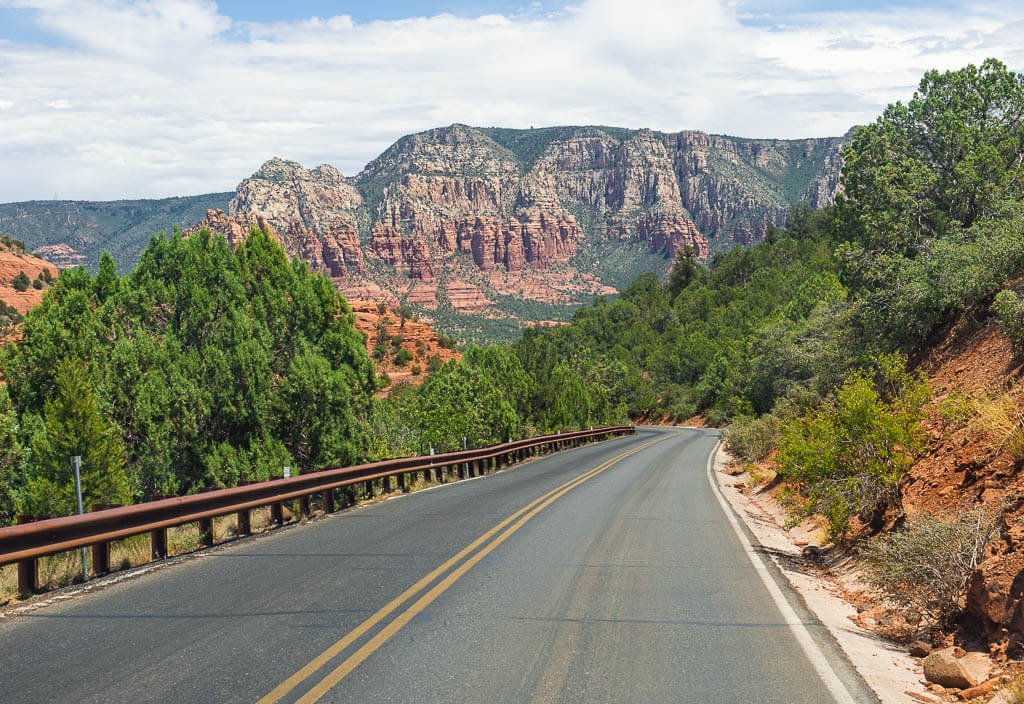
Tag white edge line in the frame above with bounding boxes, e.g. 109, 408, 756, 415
703, 436, 860, 704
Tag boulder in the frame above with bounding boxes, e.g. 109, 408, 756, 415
909, 640, 932, 658
922, 648, 992, 689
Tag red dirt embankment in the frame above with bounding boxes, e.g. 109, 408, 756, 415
348, 300, 461, 389
0, 249, 57, 315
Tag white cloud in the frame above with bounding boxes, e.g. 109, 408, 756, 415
0, 0, 1021, 200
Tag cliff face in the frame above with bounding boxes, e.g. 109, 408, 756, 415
201, 124, 845, 340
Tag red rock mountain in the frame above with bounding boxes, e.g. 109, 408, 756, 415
189, 124, 845, 340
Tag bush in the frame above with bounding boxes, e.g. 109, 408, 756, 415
11, 272, 29, 292
426, 354, 443, 374
777, 355, 929, 539
994, 289, 1024, 352
394, 348, 413, 366
863, 508, 1003, 630
725, 414, 779, 462
410, 365, 421, 376
32, 278, 42, 290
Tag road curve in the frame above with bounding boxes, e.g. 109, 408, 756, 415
0, 426, 877, 703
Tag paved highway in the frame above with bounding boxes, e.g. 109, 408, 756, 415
0, 426, 877, 703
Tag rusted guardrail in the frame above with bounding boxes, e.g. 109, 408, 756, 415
0, 425, 634, 596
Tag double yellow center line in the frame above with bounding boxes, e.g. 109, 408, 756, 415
258, 431, 676, 704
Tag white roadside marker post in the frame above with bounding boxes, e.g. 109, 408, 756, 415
72, 455, 88, 582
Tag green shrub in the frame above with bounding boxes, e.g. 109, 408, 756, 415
994, 289, 1024, 352
410, 365, 421, 376
725, 414, 780, 462
394, 348, 413, 366
863, 508, 1003, 630
777, 355, 929, 539
32, 278, 42, 290
426, 354, 443, 374
11, 272, 29, 292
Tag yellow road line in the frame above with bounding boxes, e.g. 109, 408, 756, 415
259, 431, 675, 704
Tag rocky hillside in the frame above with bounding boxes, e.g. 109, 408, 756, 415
0, 124, 845, 342
0, 237, 58, 338
347, 300, 461, 389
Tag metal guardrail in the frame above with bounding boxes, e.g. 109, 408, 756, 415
0, 425, 635, 596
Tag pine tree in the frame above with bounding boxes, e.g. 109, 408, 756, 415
22, 360, 131, 515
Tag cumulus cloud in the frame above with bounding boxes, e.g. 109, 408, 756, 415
0, 0, 1021, 200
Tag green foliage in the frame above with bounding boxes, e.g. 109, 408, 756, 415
426, 353, 443, 374
11, 271, 30, 292
1, 227, 377, 510
409, 346, 532, 452
0, 386, 25, 526
22, 360, 131, 515
437, 334, 459, 349
840, 58, 1024, 252
776, 356, 929, 538
837, 59, 1024, 349
724, 415, 779, 463
994, 289, 1024, 352
394, 347, 413, 366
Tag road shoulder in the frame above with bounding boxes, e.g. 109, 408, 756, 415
711, 444, 928, 704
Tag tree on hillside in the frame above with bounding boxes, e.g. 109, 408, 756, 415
12, 271, 30, 292
840, 58, 1024, 256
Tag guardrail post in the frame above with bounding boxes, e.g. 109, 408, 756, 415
150, 527, 167, 560
397, 472, 407, 493
199, 517, 214, 546
270, 502, 284, 526
236, 508, 251, 536
299, 493, 311, 518
344, 486, 356, 507
323, 489, 336, 512
92, 541, 110, 575
17, 557, 37, 596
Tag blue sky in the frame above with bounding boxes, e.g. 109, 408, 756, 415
0, 0, 1021, 200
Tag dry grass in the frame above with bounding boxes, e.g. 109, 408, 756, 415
1003, 675, 1024, 704
971, 392, 1024, 460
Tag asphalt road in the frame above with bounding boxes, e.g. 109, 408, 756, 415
0, 426, 878, 703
